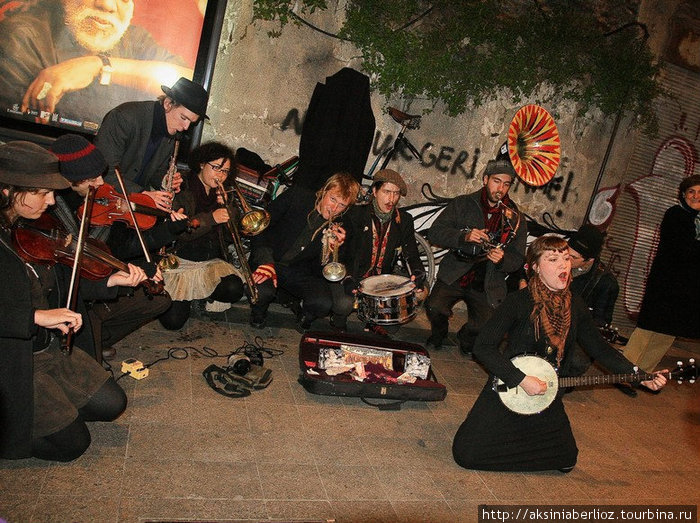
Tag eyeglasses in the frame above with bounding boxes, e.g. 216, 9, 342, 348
207, 162, 231, 176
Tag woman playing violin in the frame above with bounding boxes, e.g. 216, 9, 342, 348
49, 134, 175, 362
0, 141, 148, 461
158, 142, 245, 330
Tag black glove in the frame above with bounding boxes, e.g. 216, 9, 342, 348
131, 259, 159, 279
167, 218, 189, 236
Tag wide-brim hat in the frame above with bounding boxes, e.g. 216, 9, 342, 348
161, 77, 209, 120
50, 134, 107, 182
0, 141, 70, 190
374, 168, 407, 196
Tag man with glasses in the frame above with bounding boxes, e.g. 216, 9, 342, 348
248, 173, 360, 331
95, 77, 209, 212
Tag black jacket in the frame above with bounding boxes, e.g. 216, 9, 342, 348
0, 232, 117, 459
249, 186, 351, 275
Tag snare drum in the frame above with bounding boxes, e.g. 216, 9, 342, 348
357, 274, 417, 325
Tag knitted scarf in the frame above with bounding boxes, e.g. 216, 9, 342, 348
528, 276, 571, 366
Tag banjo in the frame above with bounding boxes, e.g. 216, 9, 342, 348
493, 354, 697, 415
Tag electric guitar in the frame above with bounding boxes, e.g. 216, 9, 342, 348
493, 354, 697, 415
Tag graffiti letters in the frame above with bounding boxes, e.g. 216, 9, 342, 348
280, 108, 304, 134
510, 171, 575, 206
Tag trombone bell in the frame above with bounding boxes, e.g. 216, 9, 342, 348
240, 208, 270, 236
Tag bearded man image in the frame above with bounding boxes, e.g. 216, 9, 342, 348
0, 0, 192, 127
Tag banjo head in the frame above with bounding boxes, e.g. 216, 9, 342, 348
495, 354, 559, 415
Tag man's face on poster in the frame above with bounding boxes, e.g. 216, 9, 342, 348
62, 0, 134, 53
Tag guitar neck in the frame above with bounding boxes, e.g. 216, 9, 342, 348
559, 371, 653, 388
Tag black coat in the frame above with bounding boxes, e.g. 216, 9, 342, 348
0, 233, 116, 459
428, 190, 527, 308
452, 289, 635, 472
249, 186, 351, 275
570, 261, 619, 327
637, 204, 700, 338
294, 68, 375, 191
345, 203, 425, 288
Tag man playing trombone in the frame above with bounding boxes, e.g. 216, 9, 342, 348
425, 156, 527, 354
248, 173, 360, 331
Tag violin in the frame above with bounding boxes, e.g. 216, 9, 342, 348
12, 213, 165, 295
79, 183, 170, 230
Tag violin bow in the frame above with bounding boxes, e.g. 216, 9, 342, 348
62, 185, 97, 354
113, 166, 152, 263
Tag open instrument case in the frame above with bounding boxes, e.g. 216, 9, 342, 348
298, 331, 447, 404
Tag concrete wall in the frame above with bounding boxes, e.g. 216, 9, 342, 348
201, 0, 686, 232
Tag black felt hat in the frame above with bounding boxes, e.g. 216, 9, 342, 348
569, 224, 604, 260
161, 77, 209, 119
0, 141, 70, 190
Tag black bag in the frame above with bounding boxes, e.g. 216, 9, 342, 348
298, 331, 446, 407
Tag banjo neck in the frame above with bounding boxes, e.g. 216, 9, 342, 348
559, 371, 656, 389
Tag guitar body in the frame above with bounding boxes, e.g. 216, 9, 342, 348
494, 355, 559, 415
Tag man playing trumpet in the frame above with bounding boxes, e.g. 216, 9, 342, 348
248, 173, 360, 331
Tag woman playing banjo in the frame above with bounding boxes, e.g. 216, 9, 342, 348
452, 235, 667, 473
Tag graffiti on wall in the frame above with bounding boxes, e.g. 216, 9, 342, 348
280, 108, 579, 211
621, 136, 697, 317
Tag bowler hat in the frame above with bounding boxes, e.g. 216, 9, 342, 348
374, 169, 407, 196
161, 77, 209, 120
568, 224, 604, 260
0, 141, 70, 190
50, 134, 107, 182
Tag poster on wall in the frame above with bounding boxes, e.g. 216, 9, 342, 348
0, 0, 209, 134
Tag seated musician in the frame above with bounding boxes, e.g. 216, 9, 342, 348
49, 134, 180, 361
158, 142, 245, 330
425, 157, 527, 354
95, 77, 209, 212
566, 225, 631, 394
0, 141, 150, 461
249, 173, 360, 331
451, 235, 666, 473
340, 169, 426, 334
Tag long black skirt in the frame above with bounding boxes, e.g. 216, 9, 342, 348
452, 381, 578, 472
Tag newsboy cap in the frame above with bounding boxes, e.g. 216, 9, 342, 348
374, 169, 407, 196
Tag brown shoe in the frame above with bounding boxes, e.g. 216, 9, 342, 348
102, 347, 117, 360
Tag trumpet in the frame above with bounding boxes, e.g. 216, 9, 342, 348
321, 220, 346, 282
215, 178, 267, 303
